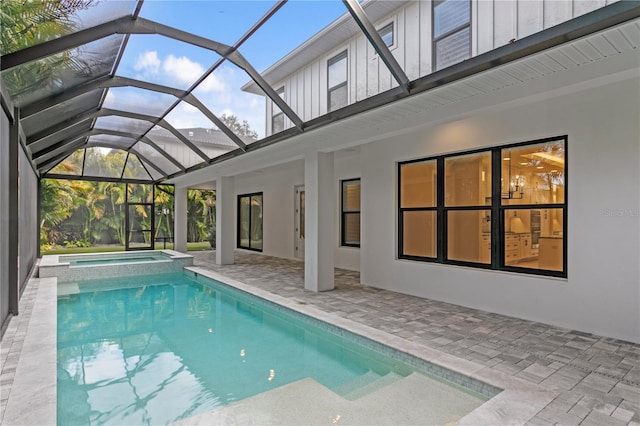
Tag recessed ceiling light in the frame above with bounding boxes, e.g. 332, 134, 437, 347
503, 157, 510, 161
536, 166, 544, 169
520, 162, 528, 166
550, 169, 558, 172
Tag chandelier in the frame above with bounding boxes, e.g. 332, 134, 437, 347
502, 151, 525, 199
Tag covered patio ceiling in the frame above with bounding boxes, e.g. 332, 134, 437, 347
1, 0, 638, 184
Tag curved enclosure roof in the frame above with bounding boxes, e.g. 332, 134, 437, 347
2, 0, 638, 183
0, 0, 376, 183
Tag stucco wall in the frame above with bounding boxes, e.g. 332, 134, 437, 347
231, 153, 361, 271
360, 76, 640, 343
334, 151, 362, 271
233, 161, 304, 261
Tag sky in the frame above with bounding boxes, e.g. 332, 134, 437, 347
97, 0, 350, 139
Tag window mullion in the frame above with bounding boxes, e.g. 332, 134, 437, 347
436, 157, 445, 263
491, 149, 501, 269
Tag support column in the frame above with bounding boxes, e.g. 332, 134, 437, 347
216, 176, 235, 265
8, 108, 19, 314
304, 151, 335, 292
174, 186, 188, 253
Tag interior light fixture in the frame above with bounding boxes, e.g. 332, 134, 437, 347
502, 150, 524, 199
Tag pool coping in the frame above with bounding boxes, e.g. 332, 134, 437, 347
2, 266, 557, 426
39, 250, 193, 283
40, 249, 191, 267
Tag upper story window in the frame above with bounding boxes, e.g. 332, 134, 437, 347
379, 22, 394, 47
272, 86, 285, 134
328, 50, 348, 112
433, 0, 471, 71
399, 137, 567, 278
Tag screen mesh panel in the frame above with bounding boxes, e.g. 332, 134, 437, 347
145, 126, 206, 169
29, 119, 93, 155
2, 34, 124, 107
82, 147, 127, 178
140, 158, 164, 181
103, 86, 177, 117
87, 134, 137, 149
48, 149, 85, 176
0, 1, 136, 54
94, 116, 154, 136
132, 141, 182, 176
21, 90, 104, 137
192, 62, 265, 144
116, 35, 222, 90
123, 154, 152, 180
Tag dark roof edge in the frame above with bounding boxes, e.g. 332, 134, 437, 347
0, 78, 15, 123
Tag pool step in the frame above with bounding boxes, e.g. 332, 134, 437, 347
176, 373, 486, 426
337, 371, 405, 401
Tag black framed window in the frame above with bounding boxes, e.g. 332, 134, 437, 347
237, 192, 263, 252
272, 86, 285, 134
444, 151, 492, 264
500, 140, 566, 274
328, 50, 348, 112
433, 0, 471, 71
399, 160, 438, 259
379, 22, 394, 47
341, 179, 361, 247
398, 136, 567, 278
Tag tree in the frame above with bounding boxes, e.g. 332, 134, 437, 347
1, 0, 95, 94
40, 179, 74, 245
220, 114, 258, 141
187, 190, 216, 243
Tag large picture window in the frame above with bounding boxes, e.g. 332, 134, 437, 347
328, 50, 348, 112
433, 0, 471, 71
398, 136, 567, 277
341, 179, 361, 247
237, 192, 263, 251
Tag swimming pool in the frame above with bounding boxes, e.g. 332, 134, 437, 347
57, 271, 495, 425
39, 250, 193, 282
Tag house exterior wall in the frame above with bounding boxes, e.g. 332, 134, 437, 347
231, 153, 361, 271
233, 161, 304, 261
265, 0, 619, 136
334, 151, 361, 271
360, 76, 639, 343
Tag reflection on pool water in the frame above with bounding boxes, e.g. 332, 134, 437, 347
57, 272, 488, 425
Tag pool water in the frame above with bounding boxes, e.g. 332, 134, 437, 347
57, 273, 486, 425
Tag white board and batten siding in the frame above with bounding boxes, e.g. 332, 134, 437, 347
265, 0, 619, 136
